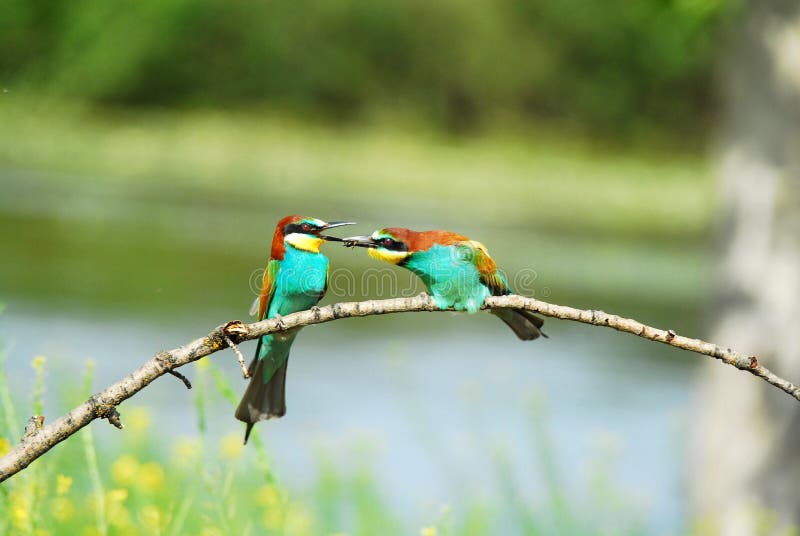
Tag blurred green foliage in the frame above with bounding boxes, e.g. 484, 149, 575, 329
0, 97, 714, 321
0, 0, 734, 136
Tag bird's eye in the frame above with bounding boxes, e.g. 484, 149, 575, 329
302, 223, 312, 232
382, 238, 394, 247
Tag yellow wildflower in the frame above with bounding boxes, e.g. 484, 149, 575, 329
108, 488, 129, 503
111, 455, 140, 486
11, 505, 28, 529
31, 355, 45, 371
284, 503, 312, 536
173, 436, 200, 465
9, 490, 30, 529
219, 433, 244, 459
110, 509, 134, 532
196, 358, 210, 371
126, 407, 151, 433
256, 484, 282, 507
106, 488, 130, 525
138, 505, 166, 531
51, 497, 75, 522
34, 529, 50, 536
0, 437, 10, 456
56, 474, 73, 495
257, 484, 285, 529
138, 462, 165, 492
263, 507, 283, 530
420, 527, 437, 536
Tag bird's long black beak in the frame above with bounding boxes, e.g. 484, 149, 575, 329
318, 221, 356, 241
339, 235, 377, 248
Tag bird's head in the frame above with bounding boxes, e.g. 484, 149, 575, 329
271, 215, 355, 258
341, 228, 412, 264
343, 227, 472, 264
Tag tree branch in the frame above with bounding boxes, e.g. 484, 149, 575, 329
1, 293, 798, 482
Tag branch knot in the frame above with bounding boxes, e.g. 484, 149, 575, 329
90, 397, 124, 429
155, 350, 172, 366
223, 320, 248, 341
22, 415, 45, 441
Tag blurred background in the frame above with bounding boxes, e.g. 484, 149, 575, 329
2, 0, 799, 534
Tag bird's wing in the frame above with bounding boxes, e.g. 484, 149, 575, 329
459, 240, 511, 296
249, 259, 281, 320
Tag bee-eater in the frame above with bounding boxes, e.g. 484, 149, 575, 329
342, 228, 546, 340
236, 215, 355, 442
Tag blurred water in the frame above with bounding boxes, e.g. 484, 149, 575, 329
1, 300, 697, 533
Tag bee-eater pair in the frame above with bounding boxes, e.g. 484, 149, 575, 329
236, 215, 545, 442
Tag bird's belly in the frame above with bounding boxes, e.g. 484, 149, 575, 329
411, 254, 489, 313
428, 277, 489, 313
273, 292, 323, 315
265, 277, 325, 343
270, 260, 328, 317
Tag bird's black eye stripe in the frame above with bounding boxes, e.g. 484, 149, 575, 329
284, 222, 318, 235
379, 237, 408, 251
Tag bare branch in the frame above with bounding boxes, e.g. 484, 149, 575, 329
1, 293, 797, 482
167, 370, 193, 389
224, 320, 250, 379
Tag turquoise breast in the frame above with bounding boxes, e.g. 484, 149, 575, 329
269, 245, 329, 317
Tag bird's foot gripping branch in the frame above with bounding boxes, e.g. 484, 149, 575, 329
2, 293, 799, 482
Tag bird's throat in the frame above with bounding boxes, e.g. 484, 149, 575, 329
284, 233, 324, 253
368, 247, 409, 264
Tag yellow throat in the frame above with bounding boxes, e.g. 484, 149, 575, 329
285, 233, 324, 253
368, 247, 409, 264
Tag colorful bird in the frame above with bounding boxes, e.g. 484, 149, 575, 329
342, 228, 546, 340
236, 215, 355, 442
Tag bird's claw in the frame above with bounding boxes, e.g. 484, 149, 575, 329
273, 313, 286, 330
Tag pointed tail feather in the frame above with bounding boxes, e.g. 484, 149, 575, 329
235, 357, 289, 444
244, 422, 256, 444
491, 308, 547, 340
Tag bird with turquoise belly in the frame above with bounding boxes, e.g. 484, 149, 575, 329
342, 227, 546, 340
235, 215, 355, 443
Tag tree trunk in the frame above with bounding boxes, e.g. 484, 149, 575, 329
693, 1, 800, 533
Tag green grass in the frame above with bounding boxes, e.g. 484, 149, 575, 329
0, 350, 655, 535
5, 353, 795, 535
